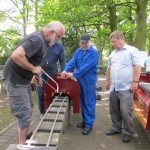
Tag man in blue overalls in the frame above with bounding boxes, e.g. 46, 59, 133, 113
61, 34, 99, 135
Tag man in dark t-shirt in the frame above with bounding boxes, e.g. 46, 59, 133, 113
2, 21, 65, 144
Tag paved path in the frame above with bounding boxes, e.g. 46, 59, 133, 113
0, 75, 150, 150
58, 76, 150, 150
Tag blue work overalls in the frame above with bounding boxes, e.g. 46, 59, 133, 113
65, 45, 99, 128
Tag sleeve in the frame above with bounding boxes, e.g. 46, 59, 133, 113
107, 55, 111, 68
144, 58, 147, 66
131, 48, 141, 65
59, 45, 66, 72
73, 51, 99, 78
21, 36, 42, 59
64, 50, 79, 72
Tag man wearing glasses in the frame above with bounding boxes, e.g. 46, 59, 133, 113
2, 21, 65, 144
105, 30, 141, 143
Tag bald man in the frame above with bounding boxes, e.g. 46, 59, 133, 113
2, 21, 65, 144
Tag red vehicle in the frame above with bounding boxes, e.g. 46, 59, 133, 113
134, 72, 150, 130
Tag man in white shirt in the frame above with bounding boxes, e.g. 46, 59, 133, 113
105, 30, 141, 143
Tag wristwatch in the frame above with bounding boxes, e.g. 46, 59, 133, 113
133, 80, 139, 83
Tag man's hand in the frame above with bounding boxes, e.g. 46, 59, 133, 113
31, 66, 43, 75
67, 72, 74, 78
32, 75, 43, 87
105, 80, 110, 91
61, 71, 68, 79
130, 82, 138, 91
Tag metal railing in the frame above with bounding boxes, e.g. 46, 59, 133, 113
25, 95, 69, 149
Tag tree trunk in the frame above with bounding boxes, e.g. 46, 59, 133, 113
34, 0, 39, 30
135, 0, 148, 51
22, 0, 27, 37
108, 2, 117, 32
126, 8, 134, 45
107, 1, 117, 54
96, 26, 103, 65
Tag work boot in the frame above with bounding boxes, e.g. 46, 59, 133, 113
122, 134, 132, 143
106, 129, 121, 136
82, 127, 92, 135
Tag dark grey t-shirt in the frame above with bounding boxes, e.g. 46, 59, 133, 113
2, 31, 49, 84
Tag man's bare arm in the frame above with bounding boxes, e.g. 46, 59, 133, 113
12, 46, 42, 74
105, 68, 111, 90
130, 64, 141, 91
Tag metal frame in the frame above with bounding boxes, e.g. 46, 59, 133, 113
42, 70, 59, 93
27, 95, 60, 146
46, 96, 68, 147
26, 95, 68, 147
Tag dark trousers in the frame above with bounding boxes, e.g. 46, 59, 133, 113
109, 90, 134, 135
37, 85, 45, 115
37, 70, 57, 115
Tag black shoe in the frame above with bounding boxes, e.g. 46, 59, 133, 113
106, 129, 121, 136
82, 127, 92, 135
26, 132, 33, 139
77, 122, 85, 128
122, 134, 132, 143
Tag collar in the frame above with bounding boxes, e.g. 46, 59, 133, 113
81, 45, 93, 52
48, 42, 60, 48
115, 43, 128, 52
122, 43, 128, 49
41, 30, 49, 45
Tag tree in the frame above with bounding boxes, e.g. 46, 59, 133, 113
0, 0, 41, 64
0, 0, 150, 64
135, 0, 149, 51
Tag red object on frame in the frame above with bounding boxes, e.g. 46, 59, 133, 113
44, 74, 80, 113
134, 72, 150, 130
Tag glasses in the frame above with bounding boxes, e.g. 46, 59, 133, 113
53, 30, 62, 40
